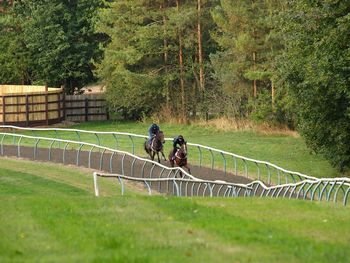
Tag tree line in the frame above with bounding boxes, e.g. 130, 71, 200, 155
0, 0, 349, 171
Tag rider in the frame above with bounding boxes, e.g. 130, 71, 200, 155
148, 123, 160, 143
172, 135, 186, 160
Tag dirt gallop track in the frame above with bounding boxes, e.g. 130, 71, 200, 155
1, 145, 253, 196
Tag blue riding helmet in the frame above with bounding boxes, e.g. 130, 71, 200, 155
148, 123, 160, 139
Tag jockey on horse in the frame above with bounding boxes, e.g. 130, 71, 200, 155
171, 135, 186, 160
169, 134, 190, 176
148, 123, 160, 143
145, 123, 166, 163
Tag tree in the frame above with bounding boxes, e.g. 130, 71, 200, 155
277, 0, 350, 171
0, 0, 30, 84
96, 0, 218, 120
210, 0, 283, 119
95, 0, 166, 118
0, 0, 103, 92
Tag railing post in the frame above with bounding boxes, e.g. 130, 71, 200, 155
93, 172, 99, 197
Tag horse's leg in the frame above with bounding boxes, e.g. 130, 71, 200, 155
151, 151, 155, 161
184, 164, 191, 175
161, 150, 167, 161
157, 152, 160, 163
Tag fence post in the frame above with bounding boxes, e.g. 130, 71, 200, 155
106, 105, 109, 120
61, 85, 66, 121
25, 95, 29, 126
45, 85, 49, 125
2, 96, 5, 125
57, 91, 61, 122
85, 97, 89, 122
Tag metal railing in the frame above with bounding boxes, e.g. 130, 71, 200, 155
94, 172, 350, 205
248, 178, 350, 206
94, 173, 253, 198
0, 125, 318, 185
0, 132, 196, 182
0, 129, 349, 205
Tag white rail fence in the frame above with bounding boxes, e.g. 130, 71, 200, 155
94, 172, 350, 205
0, 126, 349, 205
0, 125, 318, 185
0, 132, 253, 199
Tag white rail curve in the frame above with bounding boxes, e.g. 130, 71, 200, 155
0, 125, 349, 205
93, 172, 350, 205
0, 125, 318, 184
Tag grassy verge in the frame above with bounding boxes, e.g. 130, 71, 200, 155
0, 157, 349, 262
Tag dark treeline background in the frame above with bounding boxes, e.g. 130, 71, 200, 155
0, 0, 349, 171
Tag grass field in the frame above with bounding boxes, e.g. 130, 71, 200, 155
1, 157, 350, 262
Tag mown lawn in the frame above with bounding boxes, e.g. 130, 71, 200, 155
0, 158, 349, 262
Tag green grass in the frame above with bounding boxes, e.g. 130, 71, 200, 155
3, 120, 340, 180
73, 121, 340, 179
0, 158, 349, 262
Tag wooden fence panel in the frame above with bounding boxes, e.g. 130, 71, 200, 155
0, 87, 64, 126
0, 85, 107, 126
65, 94, 108, 122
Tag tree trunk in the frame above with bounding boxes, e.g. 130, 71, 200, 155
252, 51, 257, 98
161, 0, 170, 110
252, 0, 257, 98
197, 0, 207, 121
271, 80, 275, 109
197, 0, 204, 93
176, 0, 187, 123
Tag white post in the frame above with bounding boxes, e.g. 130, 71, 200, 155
93, 172, 99, 197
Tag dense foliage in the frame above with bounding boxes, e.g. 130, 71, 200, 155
0, 0, 349, 171
0, 0, 103, 93
277, 0, 350, 171
95, 0, 218, 120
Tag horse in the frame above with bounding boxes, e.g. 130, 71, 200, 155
144, 131, 167, 163
169, 143, 191, 177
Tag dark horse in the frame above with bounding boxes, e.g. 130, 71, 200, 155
144, 131, 166, 163
169, 143, 191, 177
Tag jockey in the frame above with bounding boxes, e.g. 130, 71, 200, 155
148, 123, 160, 141
172, 135, 186, 159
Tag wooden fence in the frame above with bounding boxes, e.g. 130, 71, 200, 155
64, 94, 108, 122
0, 86, 64, 126
0, 85, 108, 126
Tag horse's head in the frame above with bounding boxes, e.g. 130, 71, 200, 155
157, 130, 165, 144
150, 130, 165, 151
176, 143, 187, 160
181, 142, 187, 156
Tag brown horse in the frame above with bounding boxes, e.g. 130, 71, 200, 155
144, 131, 166, 163
169, 143, 191, 177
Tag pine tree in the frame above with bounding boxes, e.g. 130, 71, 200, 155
211, 0, 283, 119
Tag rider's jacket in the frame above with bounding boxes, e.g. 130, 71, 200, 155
148, 123, 160, 139
173, 136, 186, 149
